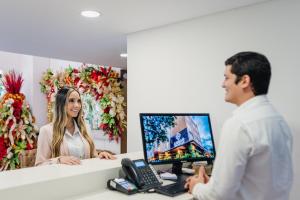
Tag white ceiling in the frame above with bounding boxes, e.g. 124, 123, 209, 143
0, 0, 270, 69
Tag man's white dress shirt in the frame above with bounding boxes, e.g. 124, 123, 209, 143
192, 95, 293, 200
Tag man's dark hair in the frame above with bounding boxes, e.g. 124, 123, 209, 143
225, 51, 271, 95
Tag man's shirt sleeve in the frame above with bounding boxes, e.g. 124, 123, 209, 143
192, 118, 253, 200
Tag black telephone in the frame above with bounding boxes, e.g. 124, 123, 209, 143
121, 158, 162, 191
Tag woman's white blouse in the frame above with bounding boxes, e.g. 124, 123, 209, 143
65, 123, 85, 159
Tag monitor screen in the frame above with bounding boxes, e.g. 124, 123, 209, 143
140, 113, 216, 165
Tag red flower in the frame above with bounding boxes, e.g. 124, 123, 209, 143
26, 142, 33, 150
100, 66, 112, 77
103, 107, 110, 113
104, 81, 109, 87
0, 137, 7, 161
91, 70, 98, 81
12, 99, 23, 121
12, 99, 22, 108
94, 89, 104, 101
100, 123, 108, 130
12, 130, 16, 137
73, 68, 79, 73
2, 71, 23, 94
74, 77, 80, 86
8, 119, 14, 129
108, 133, 113, 141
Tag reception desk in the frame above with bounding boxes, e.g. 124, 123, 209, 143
0, 152, 193, 200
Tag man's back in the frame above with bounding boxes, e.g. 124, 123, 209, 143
228, 95, 293, 200
192, 95, 293, 200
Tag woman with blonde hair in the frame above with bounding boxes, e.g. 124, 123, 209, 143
35, 87, 115, 165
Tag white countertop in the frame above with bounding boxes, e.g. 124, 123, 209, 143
0, 151, 193, 200
0, 151, 142, 190
67, 189, 193, 200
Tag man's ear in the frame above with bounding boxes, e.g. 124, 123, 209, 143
239, 75, 252, 89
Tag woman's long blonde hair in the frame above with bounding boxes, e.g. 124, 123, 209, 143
51, 87, 95, 158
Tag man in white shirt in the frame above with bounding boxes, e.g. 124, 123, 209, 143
185, 52, 293, 200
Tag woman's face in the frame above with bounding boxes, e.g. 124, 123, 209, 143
66, 90, 81, 118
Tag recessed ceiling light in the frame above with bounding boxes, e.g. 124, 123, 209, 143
120, 53, 128, 58
81, 10, 100, 18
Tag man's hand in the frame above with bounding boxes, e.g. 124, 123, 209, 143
98, 151, 117, 160
184, 166, 210, 193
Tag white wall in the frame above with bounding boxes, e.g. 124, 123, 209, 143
127, 0, 300, 199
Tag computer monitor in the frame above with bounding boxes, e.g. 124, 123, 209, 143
140, 113, 216, 174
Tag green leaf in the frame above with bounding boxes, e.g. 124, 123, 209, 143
65, 66, 73, 74
10, 162, 15, 170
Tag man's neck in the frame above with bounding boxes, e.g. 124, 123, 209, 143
236, 93, 255, 106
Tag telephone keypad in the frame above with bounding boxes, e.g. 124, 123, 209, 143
140, 167, 160, 186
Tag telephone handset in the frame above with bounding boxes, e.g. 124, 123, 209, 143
121, 158, 162, 191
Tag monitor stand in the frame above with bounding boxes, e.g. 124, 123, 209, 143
171, 162, 183, 175
207, 160, 213, 166
171, 162, 189, 183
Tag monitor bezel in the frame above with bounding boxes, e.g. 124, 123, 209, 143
139, 113, 216, 165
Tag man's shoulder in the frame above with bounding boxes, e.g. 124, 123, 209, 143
223, 116, 244, 132
236, 102, 281, 125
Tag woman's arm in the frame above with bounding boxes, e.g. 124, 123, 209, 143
35, 125, 81, 165
35, 125, 60, 166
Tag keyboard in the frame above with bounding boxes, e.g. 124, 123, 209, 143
155, 182, 188, 197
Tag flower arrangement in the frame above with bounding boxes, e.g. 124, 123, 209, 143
0, 81, 5, 98
40, 65, 126, 142
0, 71, 38, 170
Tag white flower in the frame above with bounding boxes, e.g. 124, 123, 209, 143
24, 118, 29, 124
109, 93, 115, 100
6, 99, 14, 105
119, 112, 125, 120
6, 152, 13, 159
109, 108, 116, 117
116, 105, 122, 113
50, 93, 56, 102
97, 88, 103, 94
116, 96, 124, 103
111, 101, 115, 108
78, 87, 85, 94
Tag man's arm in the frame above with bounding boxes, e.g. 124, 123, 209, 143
192, 119, 253, 200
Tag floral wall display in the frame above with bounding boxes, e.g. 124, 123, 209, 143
39, 65, 126, 142
0, 83, 4, 98
0, 74, 5, 98
81, 93, 103, 130
0, 71, 38, 170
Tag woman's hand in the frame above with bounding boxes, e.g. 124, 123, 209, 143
98, 151, 117, 160
58, 156, 81, 165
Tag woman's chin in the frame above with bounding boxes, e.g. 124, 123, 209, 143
69, 113, 79, 118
